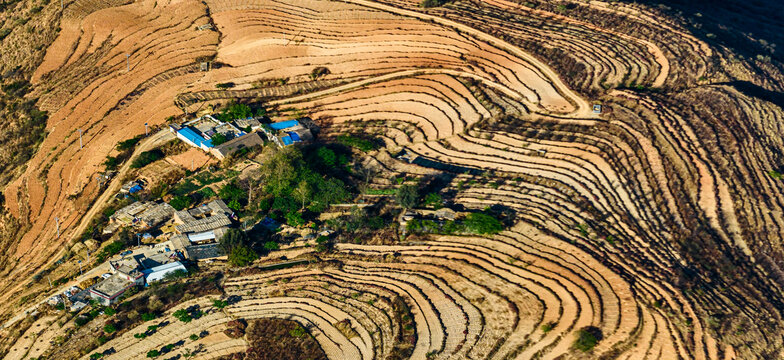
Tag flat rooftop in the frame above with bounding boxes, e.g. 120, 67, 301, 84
91, 273, 133, 297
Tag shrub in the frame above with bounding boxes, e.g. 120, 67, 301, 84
210, 133, 228, 145
169, 195, 193, 211
75, 316, 90, 326
263, 241, 279, 251
310, 66, 330, 79
289, 325, 307, 338
215, 82, 235, 89
228, 245, 258, 267
140, 313, 157, 322
189, 334, 200, 341
335, 135, 377, 152
117, 135, 143, 151
103, 324, 116, 333
573, 326, 603, 352
173, 309, 192, 323
464, 213, 504, 234
134, 333, 147, 339
131, 149, 164, 169
420, 0, 449, 7
423, 192, 442, 208
147, 350, 160, 358
90, 353, 104, 359
541, 321, 555, 333
395, 185, 418, 209
104, 307, 116, 316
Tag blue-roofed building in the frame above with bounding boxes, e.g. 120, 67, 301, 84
176, 127, 214, 150
268, 119, 300, 130
262, 119, 314, 148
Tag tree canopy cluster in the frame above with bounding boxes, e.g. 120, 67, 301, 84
256, 146, 352, 226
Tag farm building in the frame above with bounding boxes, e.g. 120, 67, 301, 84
261, 119, 315, 148
120, 180, 144, 194
233, 117, 262, 131
143, 261, 187, 283
104, 201, 175, 234
171, 124, 214, 150
89, 273, 138, 306
169, 200, 234, 260
211, 132, 263, 159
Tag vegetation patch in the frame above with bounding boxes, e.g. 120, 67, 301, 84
242, 318, 327, 360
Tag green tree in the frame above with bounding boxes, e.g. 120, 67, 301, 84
103, 324, 116, 333
228, 244, 258, 267
263, 241, 279, 251
219, 181, 246, 205
573, 326, 602, 352
227, 199, 242, 212
147, 350, 160, 358
173, 309, 192, 323
219, 228, 248, 253
464, 213, 504, 234
210, 133, 228, 145
261, 147, 303, 196
169, 195, 192, 211
285, 211, 305, 227
316, 147, 337, 168
212, 300, 228, 309
292, 180, 312, 210
395, 184, 418, 209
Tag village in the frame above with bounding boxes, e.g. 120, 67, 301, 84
42, 107, 329, 313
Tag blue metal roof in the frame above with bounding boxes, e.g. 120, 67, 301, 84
287, 131, 301, 142
269, 120, 300, 130
281, 135, 293, 146
178, 127, 213, 148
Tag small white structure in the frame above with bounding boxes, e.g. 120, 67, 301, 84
144, 261, 187, 284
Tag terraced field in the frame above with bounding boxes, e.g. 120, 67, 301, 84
2, 0, 784, 358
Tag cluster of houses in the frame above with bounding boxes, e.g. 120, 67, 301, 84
89, 247, 186, 305
169, 114, 317, 159
103, 199, 235, 261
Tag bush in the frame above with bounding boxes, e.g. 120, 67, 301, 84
169, 195, 193, 211
263, 241, 279, 251
103, 324, 116, 333
310, 66, 330, 79
335, 135, 377, 152
147, 350, 160, 358
420, 0, 449, 7
228, 245, 258, 267
395, 185, 418, 209
464, 213, 504, 234
75, 316, 90, 326
90, 353, 104, 359
173, 309, 192, 323
541, 322, 555, 333
213, 299, 228, 309
423, 192, 442, 208
573, 326, 603, 352
104, 307, 116, 316
189, 334, 200, 341
215, 82, 235, 89
117, 135, 143, 151
140, 313, 157, 322
211, 133, 228, 145
131, 149, 164, 169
